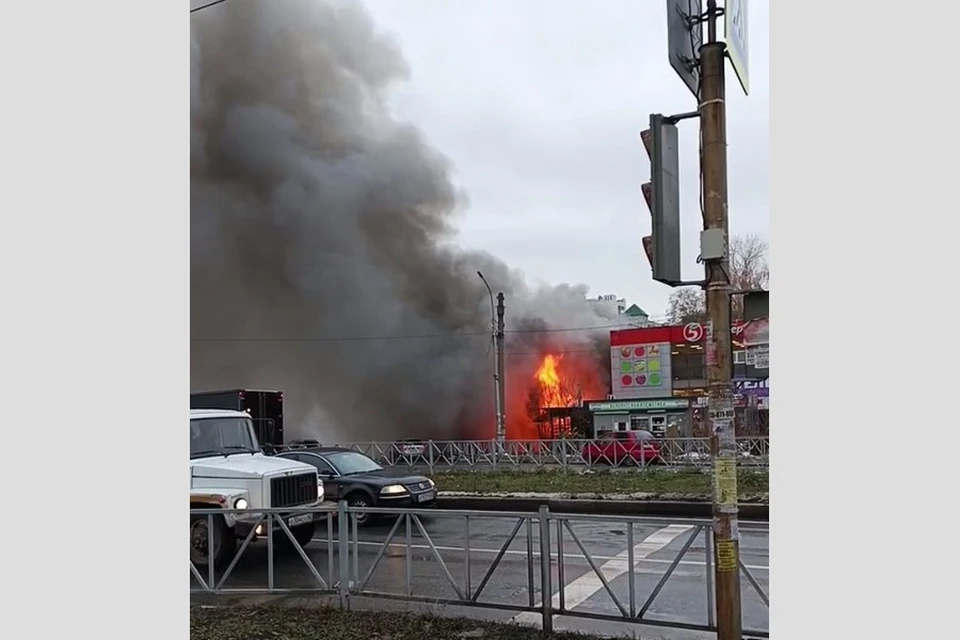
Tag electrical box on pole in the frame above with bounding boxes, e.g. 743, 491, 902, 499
640, 113, 682, 286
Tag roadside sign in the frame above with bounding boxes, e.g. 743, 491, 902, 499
725, 0, 749, 95
666, 0, 703, 98
709, 399, 735, 422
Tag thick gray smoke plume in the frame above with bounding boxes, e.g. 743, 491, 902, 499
191, 0, 616, 441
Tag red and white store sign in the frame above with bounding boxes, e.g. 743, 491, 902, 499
610, 320, 756, 347
682, 323, 704, 342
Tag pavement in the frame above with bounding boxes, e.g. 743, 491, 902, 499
437, 495, 769, 520
191, 512, 769, 639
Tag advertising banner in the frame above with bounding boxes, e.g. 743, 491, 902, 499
609, 342, 673, 399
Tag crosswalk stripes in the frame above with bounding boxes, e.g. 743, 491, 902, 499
511, 524, 695, 626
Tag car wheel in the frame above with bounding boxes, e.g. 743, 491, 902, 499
346, 493, 373, 526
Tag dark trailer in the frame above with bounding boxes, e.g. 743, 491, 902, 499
190, 389, 284, 448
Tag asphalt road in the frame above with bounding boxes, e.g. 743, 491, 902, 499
191, 512, 769, 638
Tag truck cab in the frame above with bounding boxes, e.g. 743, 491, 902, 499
190, 389, 285, 450
189, 409, 324, 568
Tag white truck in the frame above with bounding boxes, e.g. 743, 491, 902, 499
189, 408, 325, 568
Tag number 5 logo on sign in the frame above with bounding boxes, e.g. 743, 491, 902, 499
682, 322, 704, 343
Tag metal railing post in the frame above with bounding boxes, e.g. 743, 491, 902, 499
206, 513, 215, 590
705, 525, 716, 628
428, 440, 435, 474
338, 500, 350, 609
538, 505, 553, 633
266, 512, 274, 591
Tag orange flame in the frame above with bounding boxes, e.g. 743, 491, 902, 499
534, 354, 576, 408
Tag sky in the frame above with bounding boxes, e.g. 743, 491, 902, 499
362, 0, 769, 320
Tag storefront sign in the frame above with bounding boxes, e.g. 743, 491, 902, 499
589, 398, 690, 413
609, 341, 674, 399
742, 387, 768, 397
611, 320, 748, 347
734, 379, 768, 390
683, 322, 704, 342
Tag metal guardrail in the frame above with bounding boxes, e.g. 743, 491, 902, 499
190, 503, 769, 637
309, 437, 769, 471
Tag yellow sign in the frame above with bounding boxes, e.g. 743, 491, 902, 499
713, 458, 738, 506
716, 540, 738, 572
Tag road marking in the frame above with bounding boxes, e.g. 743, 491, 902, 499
511, 524, 694, 625
311, 535, 769, 572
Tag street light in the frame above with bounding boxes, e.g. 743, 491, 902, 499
477, 271, 505, 444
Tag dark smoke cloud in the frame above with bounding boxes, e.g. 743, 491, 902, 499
190, 0, 617, 441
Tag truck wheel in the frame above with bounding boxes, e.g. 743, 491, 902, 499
274, 520, 315, 551
190, 513, 236, 569
292, 522, 315, 548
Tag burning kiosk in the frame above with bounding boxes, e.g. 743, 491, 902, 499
523, 354, 595, 439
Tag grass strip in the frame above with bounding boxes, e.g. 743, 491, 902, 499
191, 605, 606, 640
433, 468, 768, 499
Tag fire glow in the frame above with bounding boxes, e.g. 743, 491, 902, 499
534, 354, 576, 409
498, 345, 609, 441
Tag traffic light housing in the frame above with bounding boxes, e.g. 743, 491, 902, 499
641, 113, 682, 286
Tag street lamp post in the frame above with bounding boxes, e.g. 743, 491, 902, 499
477, 271, 506, 444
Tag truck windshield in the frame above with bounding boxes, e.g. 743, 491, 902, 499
190, 417, 259, 459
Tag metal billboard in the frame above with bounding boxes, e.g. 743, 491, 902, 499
725, 0, 749, 95
666, 0, 703, 98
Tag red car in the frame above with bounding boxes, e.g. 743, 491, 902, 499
582, 430, 662, 466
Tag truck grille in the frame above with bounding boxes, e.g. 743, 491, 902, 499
270, 472, 318, 508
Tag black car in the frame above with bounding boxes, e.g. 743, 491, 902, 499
275, 447, 436, 525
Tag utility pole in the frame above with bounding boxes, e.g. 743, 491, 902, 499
495, 292, 506, 443
477, 271, 506, 446
700, 2, 742, 639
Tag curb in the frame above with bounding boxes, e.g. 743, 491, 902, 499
435, 495, 768, 521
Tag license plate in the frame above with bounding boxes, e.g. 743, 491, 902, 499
417, 491, 434, 503
287, 513, 313, 527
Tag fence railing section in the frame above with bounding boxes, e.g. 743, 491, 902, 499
296, 438, 769, 471
190, 504, 770, 637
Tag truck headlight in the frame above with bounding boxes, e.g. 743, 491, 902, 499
380, 484, 407, 495
234, 498, 248, 510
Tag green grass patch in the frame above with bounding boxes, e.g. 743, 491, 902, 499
433, 468, 768, 499
191, 605, 603, 640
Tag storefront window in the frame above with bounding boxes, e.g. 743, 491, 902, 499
672, 353, 705, 380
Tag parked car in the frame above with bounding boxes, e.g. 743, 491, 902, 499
582, 430, 662, 466
381, 438, 428, 466
285, 438, 323, 451
275, 447, 436, 525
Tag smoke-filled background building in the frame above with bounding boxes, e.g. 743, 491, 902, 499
190, 0, 626, 442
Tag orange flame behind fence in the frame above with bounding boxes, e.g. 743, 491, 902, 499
534, 354, 576, 408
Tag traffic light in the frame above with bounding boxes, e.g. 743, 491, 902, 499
640, 113, 682, 286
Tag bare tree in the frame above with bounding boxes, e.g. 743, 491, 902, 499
729, 234, 769, 286
664, 233, 768, 323
666, 287, 708, 325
